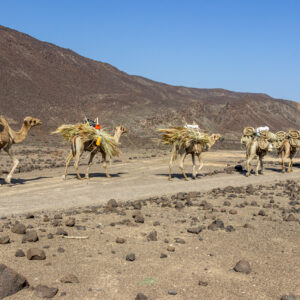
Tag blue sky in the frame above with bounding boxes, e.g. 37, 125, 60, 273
1, 0, 300, 101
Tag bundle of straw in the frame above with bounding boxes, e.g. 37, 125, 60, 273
243, 127, 255, 136
157, 127, 210, 148
287, 130, 300, 139
53, 123, 120, 158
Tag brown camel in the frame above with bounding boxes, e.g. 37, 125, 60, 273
243, 136, 270, 177
0, 116, 41, 184
63, 125, 127, 180
168, 134, 222, 181
277, 139, 298, 173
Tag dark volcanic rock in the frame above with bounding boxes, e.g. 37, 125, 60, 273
15, 249, 25, 257
65, 218, 75, 227
0, 235, 10, 244
11, 223, 26, 234
34, 285, 58, 298
116, 237, 126, 244
233, 260, 251, 274
56, 228, 68, 236
147, 230, 158, 241
208, 220, 224, 231
107, 199, 118, 208
22, 230, 39, 243
134, 215, 145, 223
126, 253, 136, 261
27, 248, 46, 260
187, 226, 204, 234
0, 264, 29, 298
281, 295, 297, 300
60, 274, 79, 283
174, 238, 186, 244
135, 293, 148, 300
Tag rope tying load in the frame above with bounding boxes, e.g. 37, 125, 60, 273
52, 123, 120, 158
157, 127, 210, 149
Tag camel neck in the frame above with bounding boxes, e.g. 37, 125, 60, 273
114, 131, 122, 143
12, 123, 31, 144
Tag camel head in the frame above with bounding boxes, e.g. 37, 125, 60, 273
204, 133, 222, 150
241, 135, 252, 146
23, 116, 42, 128
115, 125, 128, 135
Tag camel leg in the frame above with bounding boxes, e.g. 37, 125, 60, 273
255, 156, 260, 176
63, 151, 74, 180
246, 155, 252, 177
192, 153, 196, 179
259, 155, 264, 175
85, 152, 96, 179
168, 146, 176, 181
179, 153, 188, 181
4, 147, 19, 184
281, 151, 286, 173
197, 154, 204, 172
101, 152, 111, 178
74, 143, 84, 180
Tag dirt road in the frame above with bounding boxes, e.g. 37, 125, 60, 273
1, 151, 299, 217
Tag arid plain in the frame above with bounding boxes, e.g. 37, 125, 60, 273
0, 144, 299, 300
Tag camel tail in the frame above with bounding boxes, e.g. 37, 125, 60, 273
71, 137, 77, 156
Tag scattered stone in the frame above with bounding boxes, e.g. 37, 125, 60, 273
229, 209, 237, 215
147, 230, 157, 241
135, 293, 148, 300
174, 237, 185, 244
11, 223, 26, 234
187, 226, 204, 234
281, 295, 297, 300
0, 264, 29, 299
160, 253, 168, 258
60, 274, 79, 283
65, 218, 75, 227
22, 230, 39, 243
225, 225, 235, 232
25, 213, 34, 219
57, 247, 65, 253
153, 221, 160, 226
27, 248, 46, 260
15, 249, 25, 257
258, 210, 266, 216
285, 214, 297, 222
208, 220, 224, 231
223, 201, 231, 206
51, 219, 61, 227
116, 237, 126, 244
174, 201, 184, 209
107, 199, 118, 208
135, 215, 145, 223
167, 245, 175, 252
132, 201, 142, 210
126, 253, 136, 261
56, 228, 68, 236
233, 260, 251, 274
60, 292, 67, 297
0, 235, 10, 244
34, 285, 58, 298
168, 290, 177, 295
54, 214, 63, 219
47, 233, 54, 239
198, 280, 208, 286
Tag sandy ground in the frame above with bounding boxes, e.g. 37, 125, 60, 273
0, 150, 299, 300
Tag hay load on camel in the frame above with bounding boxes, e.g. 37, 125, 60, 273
158, 125, 222, 180
53, 122, 120, 159
158, 127, 210, 149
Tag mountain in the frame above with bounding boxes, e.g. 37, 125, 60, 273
0, 25, 299, 148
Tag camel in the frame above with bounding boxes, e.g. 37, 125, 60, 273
63, 125, 127, 180
243, 136, 269, 177
168, 133, 222, 181
0, 116, 41, 184
277, 139, 298, 173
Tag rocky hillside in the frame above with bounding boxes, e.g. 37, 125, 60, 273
0, 25, 299, 147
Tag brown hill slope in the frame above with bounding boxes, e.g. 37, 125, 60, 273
0, 25, 299, 147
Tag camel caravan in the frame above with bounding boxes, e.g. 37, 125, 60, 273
0, 114, 300, 185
